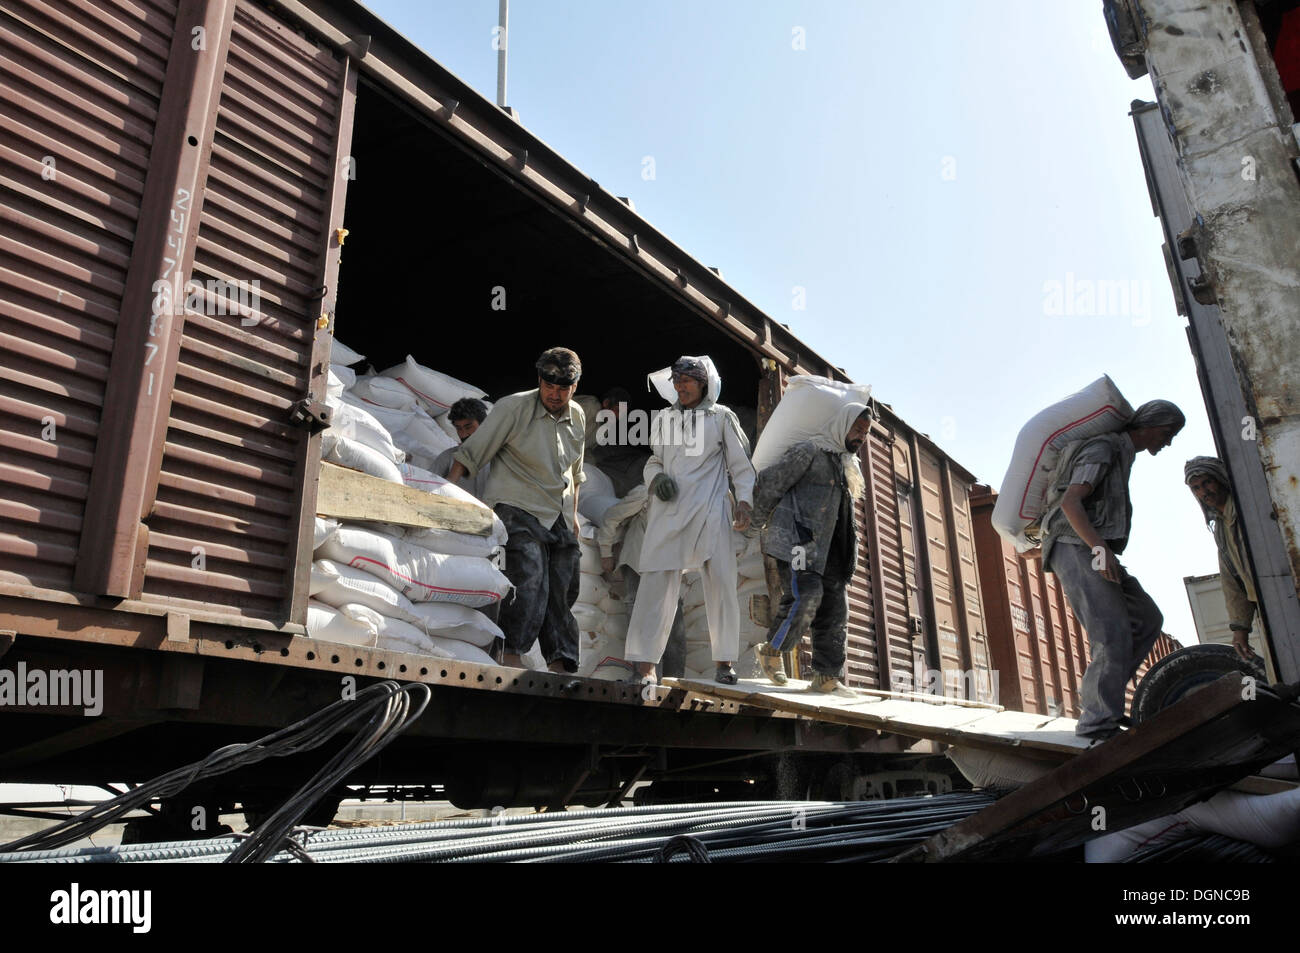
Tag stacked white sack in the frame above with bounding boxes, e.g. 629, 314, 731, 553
573, 514, 635, 680
345, 374, 458, 472
322, 391, 405, 483
992, 375, 1133, 552
309, 519, 506, 662
308, 354, 510, 664
380, 355, 488, 418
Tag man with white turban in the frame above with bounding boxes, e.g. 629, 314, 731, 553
1184, 455, 1272, 676
750, 402, 873, 697
1036, 398, 1186, 741
624, 356, 756, 685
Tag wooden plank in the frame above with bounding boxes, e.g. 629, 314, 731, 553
664, 676, 1085, 757
316, 462, 494, 535
898, 674, 1297, 861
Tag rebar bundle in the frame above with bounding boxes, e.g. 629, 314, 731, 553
0, 793, 996, 863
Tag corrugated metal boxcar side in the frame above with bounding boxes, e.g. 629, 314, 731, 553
2, 0, 1000, 713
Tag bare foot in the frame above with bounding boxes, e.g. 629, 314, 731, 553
502, 652, 525, 669
636, 661, 657, 683
546, 660, 569, 673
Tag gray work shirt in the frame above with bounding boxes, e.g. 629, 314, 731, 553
1041, 431, 1136, 571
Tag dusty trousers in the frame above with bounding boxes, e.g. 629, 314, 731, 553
764, 545, 850, 677
623, 567, 686, 678
495, 503, 580, 672
624, 556, 739, 666
1048, 541, 1163, 736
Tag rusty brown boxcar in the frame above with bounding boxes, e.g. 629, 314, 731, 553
2, 0, 1002, 819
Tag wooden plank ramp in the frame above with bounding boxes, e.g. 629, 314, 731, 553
316, 462, 495, 535
663, 676, 1090, 758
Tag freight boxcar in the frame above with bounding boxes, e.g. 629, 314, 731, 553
0, 0, 989, 826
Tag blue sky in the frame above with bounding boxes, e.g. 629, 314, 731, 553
364, 0, 1225, 646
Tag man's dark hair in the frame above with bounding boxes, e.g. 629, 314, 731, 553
602, 386, 632, 407
535, 347, 581, 383
448, 397, 488, 423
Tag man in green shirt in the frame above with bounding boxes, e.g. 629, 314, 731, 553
448, 348, 586, 672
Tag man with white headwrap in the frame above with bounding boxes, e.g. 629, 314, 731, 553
1036, 398, 1186, 740
750, 403, 873, 697
624, 356, 756, 685
1184, 455, 1272, 676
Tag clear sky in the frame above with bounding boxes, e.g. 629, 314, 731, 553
363, 0, 1226, 646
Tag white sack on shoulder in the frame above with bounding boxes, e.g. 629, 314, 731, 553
992, 375, 1133, 552
751, 376, 872, 472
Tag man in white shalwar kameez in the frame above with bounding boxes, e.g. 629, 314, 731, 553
625, 356, 756, 684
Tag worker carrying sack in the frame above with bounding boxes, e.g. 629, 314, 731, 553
751, 375, 873, 472
992, 375, 1133, 552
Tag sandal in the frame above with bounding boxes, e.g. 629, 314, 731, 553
714, 663, 738, 686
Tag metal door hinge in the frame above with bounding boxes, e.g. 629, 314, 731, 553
290, 398, 332, 433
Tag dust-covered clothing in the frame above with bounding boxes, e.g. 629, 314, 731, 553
1040, 431, 1136, 572
637, 403, 755, 572
625, 357, 755, 667
623, 567, 686, 678
494, 503, 580, 671
766, 501, 853, 676
1048, 541, 1163, 735
624, 554, 739, 666
1215, 495, 1258, 633
751, 440, 858, 576
1038, 430, 1162, 735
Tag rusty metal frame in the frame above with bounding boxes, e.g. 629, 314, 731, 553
1128, 98, 1300, 683
74, 0, 237, 599
906, 432, 944, 681
858, 429, 896, 690
284, 54, 359, 624
1014, 556, 1051, 715
939, 458, 976, 678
